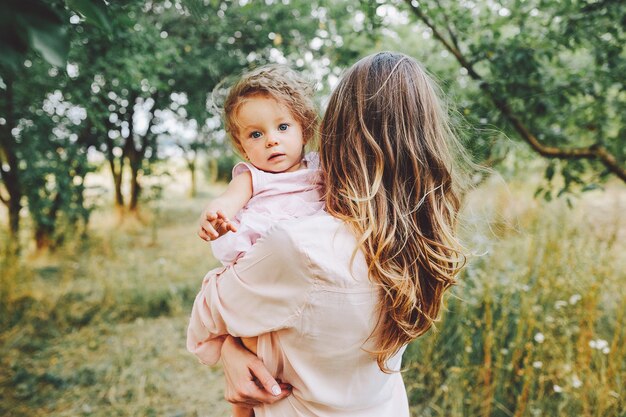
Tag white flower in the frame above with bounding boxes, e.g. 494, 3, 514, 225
590, 339, 609, 351
533, 361, 543, 369
534, 333, 545, 343
572, 375, 582, 388
553, 384, 563, 393
569, 294, 581, 305
554, 300, 567, 309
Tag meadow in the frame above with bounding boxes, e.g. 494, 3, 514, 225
1, 169, 624, 417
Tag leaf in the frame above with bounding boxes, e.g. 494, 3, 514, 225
27, 22, 69, 68
545, 163, 555, 181
66, 0, 111, 32
581, 183, 602, 192
543, 190, 552, 202
182, 0, 206, 19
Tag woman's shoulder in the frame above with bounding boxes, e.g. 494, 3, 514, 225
272, 212, 342, 241
262, 213, 344, 256
268, 213, 370, 288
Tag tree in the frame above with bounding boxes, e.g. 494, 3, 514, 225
390, 0, 625, 192
0, 0, 110, 249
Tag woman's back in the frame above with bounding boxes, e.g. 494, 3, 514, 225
254, 213, 409, 416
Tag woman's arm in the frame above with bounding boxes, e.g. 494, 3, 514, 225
198, 171, 252, 241
187, 224, 312, 364
221, 336, 292, 407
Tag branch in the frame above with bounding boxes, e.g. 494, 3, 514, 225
432, 0, 461, 51
140, 108, 157, 157
0, 186, 8, 206
402, 0, 626, 182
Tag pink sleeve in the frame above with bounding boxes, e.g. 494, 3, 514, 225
186, 225, 312, 365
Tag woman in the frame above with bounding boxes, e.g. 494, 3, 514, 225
189, 51, 466, 416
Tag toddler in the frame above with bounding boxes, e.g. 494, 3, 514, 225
196, 65, 323, 417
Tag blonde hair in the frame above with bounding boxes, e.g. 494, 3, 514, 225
223, 64, 318, 156
319, 52, 467, 372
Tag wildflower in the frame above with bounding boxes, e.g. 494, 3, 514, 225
534, 332, 545, 343
589, 339, 609, 351
602, 347, 610, 355
554, 300, 567, 309
569, 294, 581, 305
553, 385, 563, 393
533, 361, 543, 369
572, 375, 582, 388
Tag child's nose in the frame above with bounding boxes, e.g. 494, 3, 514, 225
265, 136, 279, 147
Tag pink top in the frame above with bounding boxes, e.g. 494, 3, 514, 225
187, 213, 410, 417
211, 152, 324, 265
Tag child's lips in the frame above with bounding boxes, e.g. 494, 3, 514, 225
268, 153, 285, 161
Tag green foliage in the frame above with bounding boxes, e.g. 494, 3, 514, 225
1, 49, 96, 249
379, 0, 626, 190
0, 0, 111, 71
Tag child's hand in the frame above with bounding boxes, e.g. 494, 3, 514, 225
198, 210, 237, 241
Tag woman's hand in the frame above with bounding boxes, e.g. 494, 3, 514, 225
221, 336, 292, 408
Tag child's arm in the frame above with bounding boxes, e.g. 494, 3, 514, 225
198, 171, 252, 241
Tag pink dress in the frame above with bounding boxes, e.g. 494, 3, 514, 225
211, 152, 324, 265
187, 214, 410, 416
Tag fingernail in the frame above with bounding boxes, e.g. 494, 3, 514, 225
271, 385, 281, 396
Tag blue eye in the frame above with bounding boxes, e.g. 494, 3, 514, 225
250, 131, 262, 139
278, 123, 289, 131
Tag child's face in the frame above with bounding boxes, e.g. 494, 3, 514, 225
235, 95, 305, 173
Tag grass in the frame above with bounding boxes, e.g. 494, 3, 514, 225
0, 175, 624, 417
404, 178, 626, 417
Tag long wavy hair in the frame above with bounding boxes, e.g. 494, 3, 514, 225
319, 51, 467, 372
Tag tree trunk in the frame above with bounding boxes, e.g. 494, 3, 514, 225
208, 158, 218, 184
34, 226, 52, 250
33, 192, 62, 251
188, 158, 197, 198
8, 197, 20, 238
0, 74, 22, 251
129, 159, 141, 212
108, 157, 124, 208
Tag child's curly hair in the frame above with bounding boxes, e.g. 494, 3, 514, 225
222, 65, 318, 156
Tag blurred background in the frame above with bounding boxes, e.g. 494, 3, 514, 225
0, 0, 624, 416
